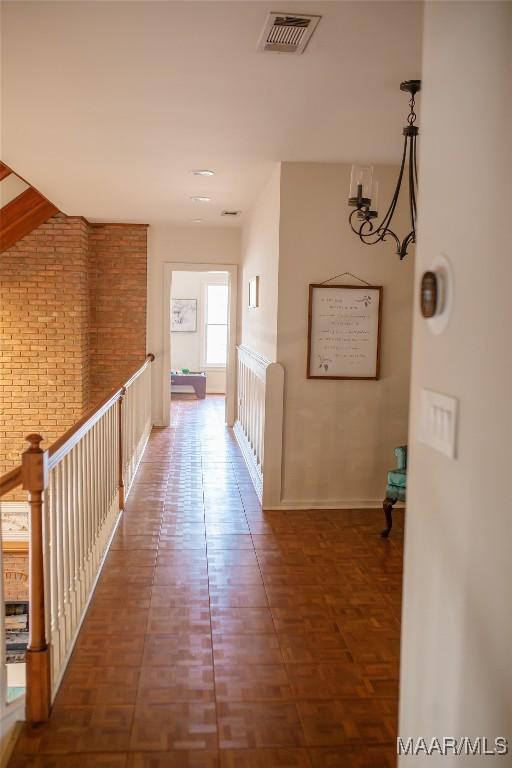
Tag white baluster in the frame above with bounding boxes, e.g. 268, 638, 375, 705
68, 450, 77, 629
77, 440, 85, 607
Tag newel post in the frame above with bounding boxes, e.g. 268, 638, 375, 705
22, 433, 51, 722
118, 388, 126, 510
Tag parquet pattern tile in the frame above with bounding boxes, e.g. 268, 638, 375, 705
10, 396, 404, 768
217, 702, 305, 749
127, 753, 219, 767
219, 750, 311, 768
137, 666, 215, 704
129, 702, 217, 751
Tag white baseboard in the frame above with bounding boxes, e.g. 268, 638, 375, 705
233, 421, 263, 502
264, 499, 406, 511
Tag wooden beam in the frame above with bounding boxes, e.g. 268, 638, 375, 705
0, 162, 12, 181
0, 187, 59, 252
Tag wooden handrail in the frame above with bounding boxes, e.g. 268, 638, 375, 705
123, 353, 154, 390
0, 465, 23, 498
0, 355, 155, 494
48, 388, 123, 469
48, 354, 155, 469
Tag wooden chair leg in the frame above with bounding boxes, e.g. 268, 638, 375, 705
381, 498, 395, 538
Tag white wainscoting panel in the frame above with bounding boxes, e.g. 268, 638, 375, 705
234, 345, 284, 509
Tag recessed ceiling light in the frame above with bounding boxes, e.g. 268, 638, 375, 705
191, 169, 215, 177
190, 196, 211, 203
192, 218, 204, 223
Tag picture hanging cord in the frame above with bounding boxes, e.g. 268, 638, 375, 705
320, 271, 372, 287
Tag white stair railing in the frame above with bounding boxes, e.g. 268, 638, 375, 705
122, 358, 153, 497
0, 354, 154, 739
44, 396, 120, 696
234, 345, 284, 508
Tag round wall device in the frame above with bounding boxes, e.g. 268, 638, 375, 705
422, 253, 454, 335
420, 271, 438, 318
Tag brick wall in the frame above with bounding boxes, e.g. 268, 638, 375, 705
89, 224, 148, 402
3, 551, 29, 601
0, 214, 90, 479
0, 215, 148, 485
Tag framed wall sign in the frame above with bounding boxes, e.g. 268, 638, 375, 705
172, 298, 197, 332
307, 284, 383, 379
248, 276, 259, 308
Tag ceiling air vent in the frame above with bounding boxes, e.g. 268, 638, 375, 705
221, 210, 242, 217
258, 13, 321, 54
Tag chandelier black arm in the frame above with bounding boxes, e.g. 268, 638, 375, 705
413, 132, 419, 190
408, 134, 418, 233
375, 134, 408, 237
398, 229, 416, 260
349, 208, 402, 253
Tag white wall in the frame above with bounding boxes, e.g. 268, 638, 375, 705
147, 225, 240, 423
276, 162, 414, 507
239, 164, 281, 362
399, 3, 512, 764
170, 270, 228, 394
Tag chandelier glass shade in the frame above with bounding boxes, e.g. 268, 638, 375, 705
348, 80, 421, 259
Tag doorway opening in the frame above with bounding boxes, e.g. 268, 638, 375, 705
162, 263, 238, 428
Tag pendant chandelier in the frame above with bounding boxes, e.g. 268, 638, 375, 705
348, 80, 421, 259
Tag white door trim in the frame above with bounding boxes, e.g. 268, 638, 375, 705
162, 262, 238, 427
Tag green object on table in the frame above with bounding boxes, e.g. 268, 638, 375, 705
181, 368, 190, 374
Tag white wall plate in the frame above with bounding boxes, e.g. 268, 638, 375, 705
418, 389, 458, 458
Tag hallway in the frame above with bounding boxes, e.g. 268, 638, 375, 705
10, 396, 403, 768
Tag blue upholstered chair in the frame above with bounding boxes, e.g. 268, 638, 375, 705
381, 445, 407, 537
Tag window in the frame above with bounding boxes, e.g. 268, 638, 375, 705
205, 283, 228, 366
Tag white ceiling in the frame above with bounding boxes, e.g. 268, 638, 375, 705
1, 1, 423, 226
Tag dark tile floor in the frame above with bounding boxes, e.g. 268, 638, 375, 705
10, 396, 404, 767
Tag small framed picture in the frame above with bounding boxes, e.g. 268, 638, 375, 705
172, 298, 197, 332
248, 277, 259, 308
